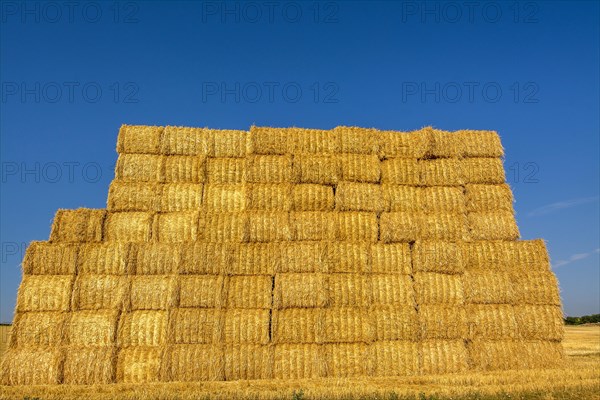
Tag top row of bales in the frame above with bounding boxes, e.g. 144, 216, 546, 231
117, 126, 504, 159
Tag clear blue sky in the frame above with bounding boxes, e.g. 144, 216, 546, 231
1, 1, 598, 322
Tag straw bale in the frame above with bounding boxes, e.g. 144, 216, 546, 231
117, 125, 162, 154
324, 343, 372, 377
380, 212, 417, 242
10, 311, 66, 346
379, 128, 429, 158
0, 348, 63, 385
223, 309, 270, 344
72, 274, 128, 310
337, 212, 378, 242
322, 307, 374, 343
412, 241, 464, 274
288, 127, 340, 153
67, 310, 119, 346
466, 304, 518, 340
372, 305, 418, 340
17, 275, 73, 312
335, 182, 384, 212
339, 154, 381, 182
63, 346, 115, 384
504, 239, 551, 271
78, 242, 129, 274
246, 155, 293, 183
224, 344, 273, 380
290, 212, 338, 241
118, 310, 167, 346
203, 184, 246, 212
421, 340, 468, 374
153, 211, 199, 242
328, 274, 371, 307
211, 129, 247, 158
293, 154, 340, 184
463, 270, 514, 304
163, 155, 206, 183
273, 272, 330, 309
179, 242, 229, 274
382, 185, 420, 212
246, 183, 292, 211
372, 340, 419, 377
465, 183, 513, 212
230, 243, 281, 275
179, 275, 224, 308
325, 242, 370, 273
160, 183, 203, 211
468, 211, 519, 240
205, 157, 245, 184
458, 129, 504, 157
247, 211, 291, 242
115, 154, 163, 182
420, 158, 463, 186
130, 275, 177, 310
462, 158, 505, 184
336, 126, 379, 154
116, 347, 162, 383
421, 213, 468, 240
272, 308, 322, 343
128, 243, 180, 274
429, 128, 463, 158
467, 340, 563, 370
420, 186, 465, 213
171, 308, 222, 344
371, 243, 412, 274
370, 274, 414, 306
292, 184, 334, 211
104, 212, 152, 242
414, 272, 464, 305
249, 126, 289, 154
22, 241, 77, 275
107, 181, 161, 211
49, 208, 105, 243
279, 241, 326, 273
514, 305, 564, 341
164, 344, 224, 382
419, 305, 467, 339
225, 275, 272, 308
273, 344, 326, 379
381, 158, 420, 185
160, 126, 210, 156
201, 212, 248, 242
510, 271, 561, 305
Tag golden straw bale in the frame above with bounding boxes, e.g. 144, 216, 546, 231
128, 243, 180, 275
160, 183, 203, 211
171, 308, 222, 344
16, 275, 73, 312
0, 348, 63, 385
290, 211, 338, 241
292, 184, 334, 211
279, 241, 327, 273
458, 130, 504, 157
370, 274, 414, 306
324, 343, 372, 377
272, 308, 322, 343
229, 243, 281, 275
328, 274, 371, 307
130, 275, 177, 310
371, 243, 411, 274
211, 129, 247, 158
514, 305, 564, 341
117, 125, 162, 154
10, 311, 66, 346
337, 212, 378, 242
419, 305, 467, 339
78, 242, 129, 274
288, 127, 339, 154
164, 344, 224, 382
179, 275, 224, 308
462, 158, 505, 184
382, 185, 420, 212
203, 184, 246, 212
163, 155, 206, 184
468, 211, 519, 240
274, 273, 328, 308
380, 212, 418, 242
420, 158, 463, 186
153, 211, 199, 242
336, 126, 379, 154
179, 242, 229, 275
467, 340, 563, 370
224, 344, 273, 380
273, 344, 326, 379
246, 155, 293, 183
325, 242, 370, 273
248, 126, 289, 154
246, 183, 292, 211
381, 158, 420, 185
335, 182, 384, 212
420, 186, 466, 213
465, 183, 513, 212
510, 271, 561, 305
339, 154, 381, 183
22, 242, 77, 275
414, 272, 464, 305
107, 181, 160, 211
118, 310, 167, 347
293, 154, 340, 184
116, 346, 163, 383
504, 239, 551, 271
429, 128, 463, 158
201, 212, 248, 242
463, 270, 514, 304
462, 240, 508, 269
160, 126, 210, 156
72, 274, 128, 310
247, 211, 291, 242
372, 340, 419, 377
104, 212, 152, 242
322, 307, 375, 343
225, 276, 272, 308
205, 157, 245, 184
49, 208, 105, 243
67, 310, 119, 346
421, 340, 468, 375
379, 128, 429, 158
223, 309, 270, 344
412, 241, 464, 274
115, 154, 163, 183
466, 304, 518, 340
63, 346, 115, 385
372, 305, 418, 341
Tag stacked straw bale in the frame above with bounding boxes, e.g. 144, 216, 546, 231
1, 124, 564, 386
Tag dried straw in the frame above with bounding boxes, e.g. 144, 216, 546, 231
179, 242, 229, 275
463, 270, 514, 304
510, 271, 561, 305
288, 127, 339, 154
371, 243, 412, 274
72, 274, 128, 310
63, 346, 115, 384
335, 182, 384, 212
163, 344, 224, 381
107, 181, 161, 211
514, 305, 564, 341
224, 344, 273, 380
279, 242, 327, 273
429, 128, 463, 158
273, 343, 326, 379
468, 211, 519, 240
115, 154, 163, 183
205, 157, 245, 184
466, 304, 518, 340
326, 242, 370, 273
321, 307, 374, 343
370, 274, 414, 306
272, 308, 321, 343
290, 212, 338, 241
203, 184, 246, 212
223, 309, 270, 344
337, 212, 378, 242
117, 125, 162, 154
229, 243, 280, 275
49, 208, 105, 243
372, 340, 419, 376
104, 212, 153, 242
246, 155, 293, 183
335, 126, 379, 154
128, 243, 181, 275
10, 311, 66, 346
78, 243, 129, 275
465, 183, 513, 212
118, 310, 168, 347
292, 184, 334, 211
153, 211, 199, 242
163, 156, 206, 183
246, 183, 292, 211
179, 275, 224, 308
66, 310, 119, 346
462, 158, 505, 184
210, 129, 247, 158
129, 275, 178, 310
467, 340, 563, 370
379, 128, 429, 158
171, 308, 223, 344
419, 305, 467, 339
412, 241, 464, 274
160, 126, 210, 156
372, 305, 418, 341
161, 183, 203, 211
22, 242, 77, 275
249, 126, 289, 155
420, 158, 463, 186
116, 347, 163, 383
458, 129, 504, 157
225, 275, 272, 308
293, 154, 340, 184
16, 275, 73, 312
339, 154, 381, 183
201, 212, 248, 242
414, 272, 464, 305
274, 273, 329, 308
381, 158, 420, 185
0, 348, 63, 385
324, 343, 372, 377
247, 211, 291, 242
421, 340, 468, 375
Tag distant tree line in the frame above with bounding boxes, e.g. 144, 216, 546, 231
564, 314, 600, 325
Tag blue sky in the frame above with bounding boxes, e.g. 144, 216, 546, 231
0, 1, 598, 321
